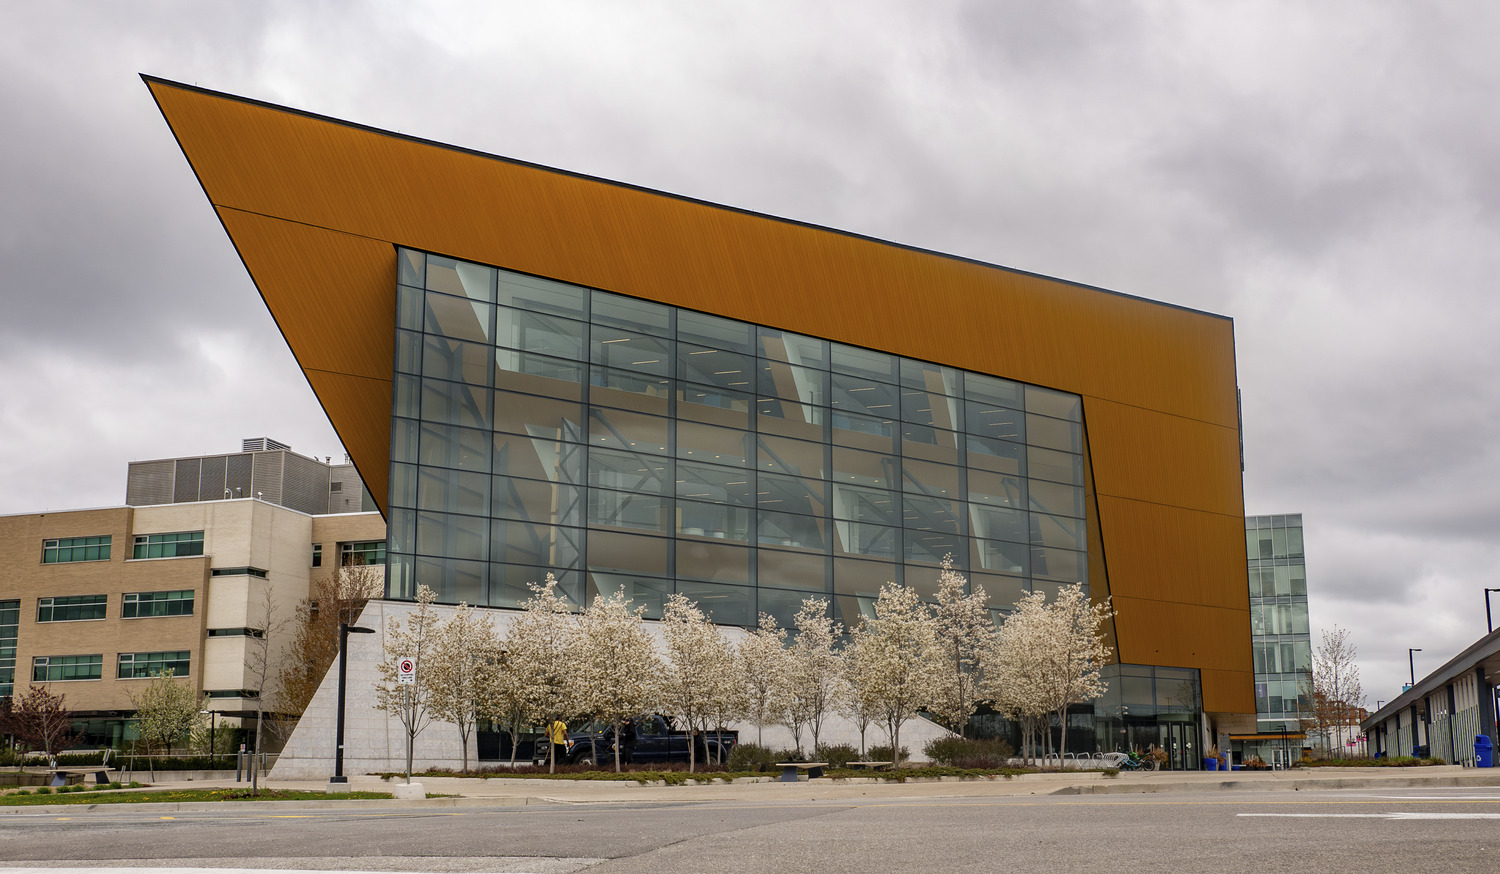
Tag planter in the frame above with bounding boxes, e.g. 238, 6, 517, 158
1203, 757, 1219, 771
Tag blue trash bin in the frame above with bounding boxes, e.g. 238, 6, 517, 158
1475, 735, 1493, 768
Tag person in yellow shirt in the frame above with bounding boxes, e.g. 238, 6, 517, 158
548, 719, 568, 766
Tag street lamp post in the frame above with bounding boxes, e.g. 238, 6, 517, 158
199, 708, 216, 765
1486, 589, 1500, 633
332, 622, 375, 788
1409, 648, 1422, 688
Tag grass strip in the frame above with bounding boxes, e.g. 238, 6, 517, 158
0, 788, 391, 806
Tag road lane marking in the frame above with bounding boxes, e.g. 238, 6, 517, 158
1240, 812, 1500, 820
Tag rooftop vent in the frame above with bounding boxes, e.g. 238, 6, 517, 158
243, 437, 290, 452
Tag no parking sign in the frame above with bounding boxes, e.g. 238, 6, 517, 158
397, 656, 416, 684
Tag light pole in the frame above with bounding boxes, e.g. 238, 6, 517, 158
199, 708, 216, 765
1409, 648, 1422, 688
332, 622, 375, 787
1486, 589, 1500, 633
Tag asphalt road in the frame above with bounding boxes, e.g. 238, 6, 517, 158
3, 787, 1499, 873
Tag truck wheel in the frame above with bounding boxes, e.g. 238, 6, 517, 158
572, 753, 596, 767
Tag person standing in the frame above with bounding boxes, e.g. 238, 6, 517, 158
549, 718, 569, 767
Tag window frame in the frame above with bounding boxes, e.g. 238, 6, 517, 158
121, 590, 195, 619
37, 594, 108, 623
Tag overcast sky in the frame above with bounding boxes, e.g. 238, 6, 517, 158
4, 1, 1497, 705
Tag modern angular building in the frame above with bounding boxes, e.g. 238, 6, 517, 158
143, 75, 1257, 760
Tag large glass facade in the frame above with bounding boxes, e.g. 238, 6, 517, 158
387, 249, 1088, 627
1240, 513, 1312, 766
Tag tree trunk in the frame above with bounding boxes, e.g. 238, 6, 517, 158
613, 719, 622, 773
688, 726, 696, 774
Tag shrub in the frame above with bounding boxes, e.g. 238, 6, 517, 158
34, 787, 51, 795
53, 752, 108, 766
867, 744, 910, 764
815, 744, 857, 767
727, 743, 779, 772
924, 737, 1015, 769
108, 781, 122, 789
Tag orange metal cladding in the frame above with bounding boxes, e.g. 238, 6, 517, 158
145, 77, 1252, 713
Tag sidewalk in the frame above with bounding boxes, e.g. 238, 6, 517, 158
47, 764, 1500, 811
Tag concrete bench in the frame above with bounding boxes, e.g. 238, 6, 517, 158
775, 761, 829, 782
846, 761, 893, 771
47, 767, 113, 787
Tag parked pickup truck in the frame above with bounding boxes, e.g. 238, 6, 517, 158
537, 715, 737, 766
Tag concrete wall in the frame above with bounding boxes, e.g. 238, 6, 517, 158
271, 599, 956, 779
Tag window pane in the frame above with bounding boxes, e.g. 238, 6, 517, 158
492, 564, 585, 610
757, 434, 825, 478
677, 422, 750, 467
676, 540, 750, 585
416, 511, 489, 562
419, 422, 492, 472
496, 269, 587, 317
757, 472, 827, 517
417, 467, 490, 516
497, 394, 584, 442
678, 343, 755, 391
904, 529, 966, 566
966, 435, 1025, 476
588, 447, 672, 494
830, 343, 896, 382
492, 475, 585, 527
677, 382, 752, 428
1028, 447, 1083, 485
676, 461, 755, 506
970, 469, 1026, 509
831, 483, 901, 525
424, 291, 493, 344
586, 572, 670, 619
495, 350, 586, 400
679, 311, 753, 353
1026, 413, 1082, 453
490, 520, 584, 569
421, 377, 492, 429
1031, 545, 1085, 583
493, 431, 583, 483
590, 366, 673, 414
758, 511, 829, 552
593, 292, 672, 336
833, 519, 899, 558
588, 407, 670, 456
676, 580, 752, 626
1031, 512, 1086, 551
413, 556, 487, 605
587, 529, 671, 577
904, 494, 964, 536
496, 307, 587, 360
423, 335, 493, 386
833, 446, 895, 489
972, 538, 1029, 575
677, 500, 750, 541
426, 255, 494, 302
1028, 479, 1083, 518
758, 328, 828, 369
591, 488, 671, 533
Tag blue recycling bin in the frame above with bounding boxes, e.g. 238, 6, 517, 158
1475, 735, 1493, 768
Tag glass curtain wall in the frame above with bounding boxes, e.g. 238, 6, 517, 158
1241, 513, 1311, 766
387, 249, 1088, 628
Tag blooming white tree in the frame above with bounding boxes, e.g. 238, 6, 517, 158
737, 612, 791, 748
986, 592, 1051, 765
928, 557, 994, 738
1300, 625, 1365, 755
846, 582, 941, 766
503, 574, 581, 773
658, 593, 733, 773
786, 597, 844, 755
989, 585, 1112, 765
1036, 584, 1112, 763
375, 585, 442, 782
574, 586, 661, 771
426, 601, 501, 773
839, 637, 886, 757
